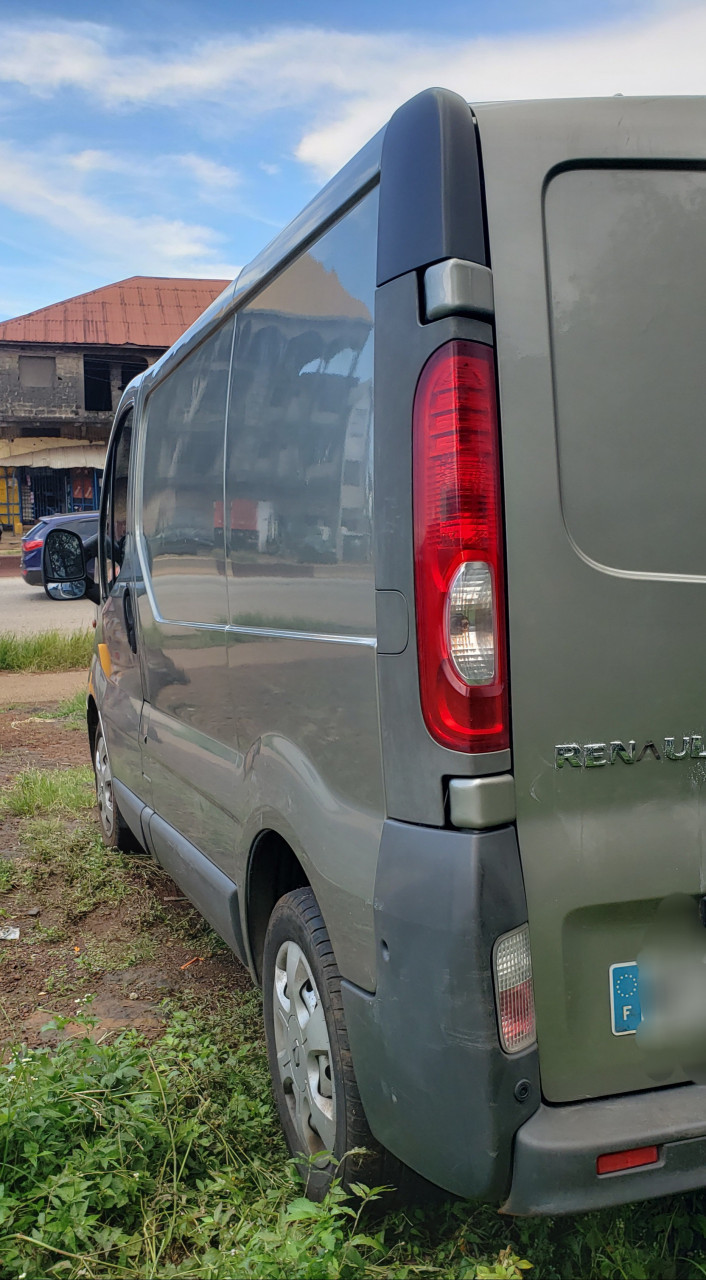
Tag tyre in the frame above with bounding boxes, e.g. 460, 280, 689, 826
263, 886, 386, 1201
93, 729, 140, 852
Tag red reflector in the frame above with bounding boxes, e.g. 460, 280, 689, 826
413, 340, 508, 753
22, 538, 42, 551
596, 1146, 659, 1175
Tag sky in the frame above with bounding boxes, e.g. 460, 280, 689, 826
0, 0, 705, 321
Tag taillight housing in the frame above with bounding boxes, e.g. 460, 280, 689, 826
413, 340, 508, 753
22, 538, 43, 552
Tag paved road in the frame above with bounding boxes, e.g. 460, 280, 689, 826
0, 575, 96, 635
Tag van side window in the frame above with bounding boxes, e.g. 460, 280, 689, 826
225, 187, 378, 637
100, 407, 134, 593
140, 317, 234, 625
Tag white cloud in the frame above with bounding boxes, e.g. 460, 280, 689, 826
175, 153, 240, 191
0, 141, 239, 280
0, 6, 704, 179
295, 5, 706, 176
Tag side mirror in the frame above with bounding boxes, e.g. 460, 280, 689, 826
42, 529, 100, 604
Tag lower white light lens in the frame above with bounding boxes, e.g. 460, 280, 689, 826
494, 924, 536, 1054
446, 560, 495, 685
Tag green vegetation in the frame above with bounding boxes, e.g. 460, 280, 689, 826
0, 854, 15, 892
3, 1004, 706, 1279
3, 766, 706, 1276
0, 765, 94, 817
35, 689, 87, 729
0, 629, 93, 672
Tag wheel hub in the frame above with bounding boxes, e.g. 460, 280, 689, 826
273, 939, 336, 1159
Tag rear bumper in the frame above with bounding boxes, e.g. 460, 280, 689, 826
503, 1084, 706, 1215
21, 566, 42, 585
342, 818, 706, 1214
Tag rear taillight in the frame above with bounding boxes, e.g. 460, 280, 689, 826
22, 539, 42, 552
493, 925, 536, 1054
413, 340, 508, 753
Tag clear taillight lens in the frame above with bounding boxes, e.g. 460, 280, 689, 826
494, 925, 536, 1054
446, 560, 495, 684
413, 340, 508, 753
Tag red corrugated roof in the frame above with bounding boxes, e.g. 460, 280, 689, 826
0, 276, 231, 348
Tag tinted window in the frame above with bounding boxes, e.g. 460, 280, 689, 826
100, 409, 134, 591
141, 318, 234, 625
64, 519, 98, 538
225, 188, 378, 636
24, 522, 46, 540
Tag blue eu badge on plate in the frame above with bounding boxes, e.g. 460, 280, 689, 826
609, 962, 642, 1036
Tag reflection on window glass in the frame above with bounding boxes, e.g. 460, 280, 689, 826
225, 187, 378, 637
110, 417, 132, 584
101, 409, 133, 591
141, 318, 234, 624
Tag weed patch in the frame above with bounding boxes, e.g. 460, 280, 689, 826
1, 766, 94, 817
4, 770, 706, 1276
0, 630, 93, 673
35, 690, 86, 730
0, 855, 15, 892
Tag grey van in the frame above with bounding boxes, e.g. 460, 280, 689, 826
44, 88, 706, 1214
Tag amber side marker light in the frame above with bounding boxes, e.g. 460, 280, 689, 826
596, 1146, 659, 1175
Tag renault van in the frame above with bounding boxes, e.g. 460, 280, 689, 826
43, 88, 706, 1214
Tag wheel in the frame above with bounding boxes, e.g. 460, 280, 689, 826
93, 729, 140, 852
263, 887, 386, 1201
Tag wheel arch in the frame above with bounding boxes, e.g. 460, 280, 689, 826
246, 829, 309, 983
87, 694, 99, 759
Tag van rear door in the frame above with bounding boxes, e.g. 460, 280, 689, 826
474, 97, 706, 1102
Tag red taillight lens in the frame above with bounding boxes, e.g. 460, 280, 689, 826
596, 1147, 659, 1175
413, 340, 508, 753
22, 538, 43, 551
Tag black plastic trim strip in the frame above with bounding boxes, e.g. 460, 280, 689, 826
377, 87, 487, 287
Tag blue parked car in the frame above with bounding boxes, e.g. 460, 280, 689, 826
21, 511, 99, 593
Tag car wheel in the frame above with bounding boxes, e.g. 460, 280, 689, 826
263, 886, 389, 1201
93, 730, 139, 852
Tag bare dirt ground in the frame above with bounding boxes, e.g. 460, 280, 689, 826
0, 688, 251, 1052
0, 669, 88, 705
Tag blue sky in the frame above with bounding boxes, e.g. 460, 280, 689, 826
0, 1, 703, 321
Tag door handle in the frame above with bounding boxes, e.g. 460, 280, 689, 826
123, 586, 138, 654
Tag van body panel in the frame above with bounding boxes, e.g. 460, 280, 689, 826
227, 636, 383, 989
474, 96, 706, 1102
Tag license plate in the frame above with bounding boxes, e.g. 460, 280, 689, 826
609, 961, 642, 1036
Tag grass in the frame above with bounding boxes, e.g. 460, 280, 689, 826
4, 1006, 706, 1280
0, 855, 15, 892
0, 629, 93, 672
35, 689, 87, 729
0, 765, 94, 817
4, 767, 706, 1276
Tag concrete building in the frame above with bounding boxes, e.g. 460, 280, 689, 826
0, 275, 229, 530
